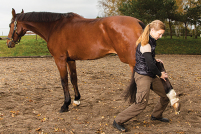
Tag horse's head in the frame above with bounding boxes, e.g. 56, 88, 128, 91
7, 8, 26, 48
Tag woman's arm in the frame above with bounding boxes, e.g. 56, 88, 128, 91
142, 52, 161, 77
140, 44, 168, 80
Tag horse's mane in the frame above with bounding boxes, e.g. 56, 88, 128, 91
15, 12, 82, 22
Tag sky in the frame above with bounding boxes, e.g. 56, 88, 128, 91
0, 0, 101, 36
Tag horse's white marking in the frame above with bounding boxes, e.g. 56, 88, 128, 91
175, 110, 180, 115
73, 100, 80, 106
166, 89, 179, 106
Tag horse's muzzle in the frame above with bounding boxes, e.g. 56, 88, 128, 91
7, 41, 15, 48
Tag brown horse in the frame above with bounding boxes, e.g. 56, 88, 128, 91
7, 8, 144, 112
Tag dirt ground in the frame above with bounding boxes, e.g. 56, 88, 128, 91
0, 55, 200, 134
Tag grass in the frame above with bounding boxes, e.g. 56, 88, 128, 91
156, 36, 201, 55
0, 35, 201, 57
0, 35, 50, 57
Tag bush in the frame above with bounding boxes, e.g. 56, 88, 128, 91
156, 37, 201, 55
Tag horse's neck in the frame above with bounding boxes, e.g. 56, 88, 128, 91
22, 21, 55, 42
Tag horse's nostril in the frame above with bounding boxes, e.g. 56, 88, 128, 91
8, 41, 14, 48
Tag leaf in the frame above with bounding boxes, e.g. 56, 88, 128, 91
10, 111, 19, 117
35, 128, 41, 131
41, 118, 47, 122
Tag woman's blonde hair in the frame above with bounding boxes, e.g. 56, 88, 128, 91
136, 20, 165, 46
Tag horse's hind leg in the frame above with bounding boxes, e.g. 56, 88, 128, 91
67, 60, 81, 106
54, 57, 71, 112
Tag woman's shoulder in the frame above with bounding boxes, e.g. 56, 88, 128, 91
140, 44, 151, 54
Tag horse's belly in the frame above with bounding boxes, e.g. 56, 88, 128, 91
68, 48, 116, 60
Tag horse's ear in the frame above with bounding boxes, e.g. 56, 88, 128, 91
12, 8, 16, 18
21, 9, 24, 13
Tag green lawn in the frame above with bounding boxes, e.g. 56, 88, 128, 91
0, 35, 200, 57
0, 35, 50, 57
156, 37, 201, 55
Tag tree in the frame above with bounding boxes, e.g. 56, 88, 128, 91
163, 0, 179, 38
177, 9, 190, 39
119, 0, 167, 23
175, 0, 185, 13
119, 0, 178, 38
187, 1, 201, 38
176, 0, 201, 39
98, 0, 126, 16
173, 0, 186, 37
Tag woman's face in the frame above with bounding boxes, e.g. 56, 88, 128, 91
150, 28, 165, 40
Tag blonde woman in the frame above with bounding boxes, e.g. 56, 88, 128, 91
113, 20, 179, 132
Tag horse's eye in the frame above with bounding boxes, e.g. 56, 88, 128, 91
9, 24, 11, 28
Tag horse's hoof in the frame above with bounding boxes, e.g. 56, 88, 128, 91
173, 102, 181, 115
59, 106, 69, 113
73, 100, 80, 106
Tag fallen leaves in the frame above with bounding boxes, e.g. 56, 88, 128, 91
54, 127, 65, 132
185, 122, 191, 127
10, 111, 19, 117
41, 117, 47, 122
0, 113, 3, 117
95, 129, 105, 134
35, 127, 42, 131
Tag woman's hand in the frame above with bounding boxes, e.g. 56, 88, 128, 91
160, 72, 168, 81
156, 59, 163, 63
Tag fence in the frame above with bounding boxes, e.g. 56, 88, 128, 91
0, 28, 39, 39
0, 28, 9, 36
163, 28, 201, 38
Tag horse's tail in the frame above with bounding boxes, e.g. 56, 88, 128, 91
138, 21, 146, 30
123, 71, 137, 103
123, 20, 144, 103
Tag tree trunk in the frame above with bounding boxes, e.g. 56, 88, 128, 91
169, 19, 172, 39
194, 23, 197, 39
185, 22, 187, 39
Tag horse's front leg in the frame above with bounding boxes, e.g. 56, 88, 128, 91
67, 60, 81, 106
54, 57, 71, 112
156, 62, 180, 114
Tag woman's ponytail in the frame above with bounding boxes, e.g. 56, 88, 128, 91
136, 24, 150, 46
